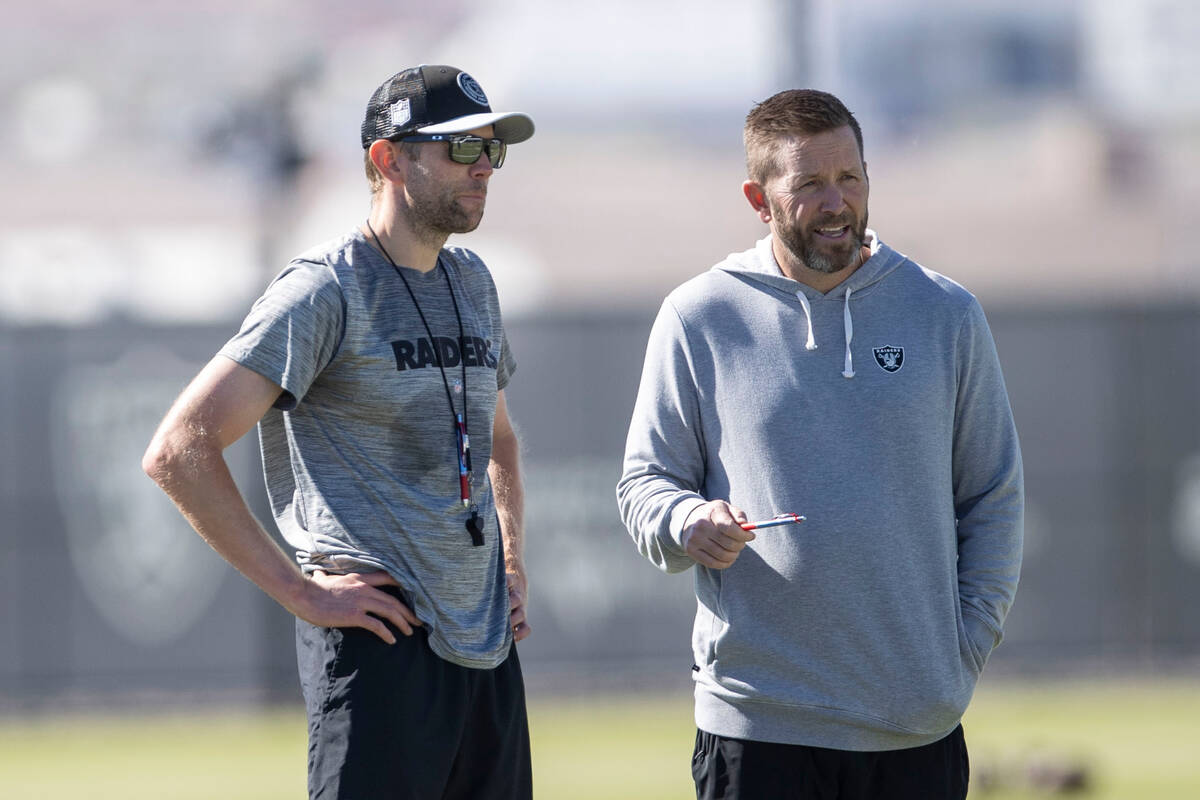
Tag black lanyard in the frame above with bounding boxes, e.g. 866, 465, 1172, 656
366, 222, 484, 545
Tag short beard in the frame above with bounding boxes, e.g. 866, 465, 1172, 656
406, 163, 486, 244
775, 207, 868, 275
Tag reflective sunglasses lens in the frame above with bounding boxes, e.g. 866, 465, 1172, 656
449, 138, 485, 164
488, 140, 506, 168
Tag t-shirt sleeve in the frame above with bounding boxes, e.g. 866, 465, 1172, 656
218, 261, 346, 410
495, 327, 516, 391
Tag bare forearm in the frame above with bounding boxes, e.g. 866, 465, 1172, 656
141, 356, 422, 643
488, 390, 531, 640
488, 437, 525, 573
143, 435, 307, 614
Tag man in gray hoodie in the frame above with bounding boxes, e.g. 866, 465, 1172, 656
617, 89, 1023, 799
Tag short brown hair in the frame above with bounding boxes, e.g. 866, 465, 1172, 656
743, 89, 863, 184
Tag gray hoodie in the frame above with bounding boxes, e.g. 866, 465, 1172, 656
617, 231, 1023, 751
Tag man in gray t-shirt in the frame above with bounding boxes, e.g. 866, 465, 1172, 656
144, 65, 535, 799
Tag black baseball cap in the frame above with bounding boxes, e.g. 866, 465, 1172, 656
361, 65, 535, 149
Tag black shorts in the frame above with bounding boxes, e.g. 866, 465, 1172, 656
692, 725, 969, 800
296, 613, 531, 800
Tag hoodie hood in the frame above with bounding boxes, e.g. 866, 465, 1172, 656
712, 229, 907, 378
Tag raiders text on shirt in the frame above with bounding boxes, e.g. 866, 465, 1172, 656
391, 336, 498, 371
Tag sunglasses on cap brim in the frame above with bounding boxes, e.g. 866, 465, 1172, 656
398, 134, 507, 169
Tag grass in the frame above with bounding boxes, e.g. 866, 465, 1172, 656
528, 693, 695, 800
0, 709, 306, 799
961, 680, 1200, 798
0, 679, 1197, 798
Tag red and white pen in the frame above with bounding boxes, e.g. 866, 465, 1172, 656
740, 513, 806, 530
455, 414, 472, 508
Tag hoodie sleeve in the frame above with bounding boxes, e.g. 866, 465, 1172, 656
952, 299, 1024, 669
616, 299, 709, 573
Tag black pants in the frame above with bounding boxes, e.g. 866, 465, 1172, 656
297, 616, 532, 800
692, 726, 969, 800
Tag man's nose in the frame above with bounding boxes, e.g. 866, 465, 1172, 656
817, 184, 846, 213
469, 153, 494, 178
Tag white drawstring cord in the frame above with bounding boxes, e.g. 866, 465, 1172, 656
842, 287, 855, 378
795, 292, 817, 351
797, 288, 855, 376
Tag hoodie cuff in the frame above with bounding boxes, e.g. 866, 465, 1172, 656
668, 495, 708, 552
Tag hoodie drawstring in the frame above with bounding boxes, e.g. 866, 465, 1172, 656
841, 287, 855, 378
795, 292, 817, 351
795, 289, 856, 378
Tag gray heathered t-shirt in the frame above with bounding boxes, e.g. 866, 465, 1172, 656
219, 229, 517, 669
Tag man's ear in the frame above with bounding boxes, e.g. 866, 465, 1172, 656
368, 139, 405, 183
743, 180, 772, 224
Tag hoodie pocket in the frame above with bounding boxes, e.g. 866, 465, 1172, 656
954, 587, 986, 675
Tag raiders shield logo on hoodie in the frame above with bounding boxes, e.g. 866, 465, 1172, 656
873, 345, 904, 372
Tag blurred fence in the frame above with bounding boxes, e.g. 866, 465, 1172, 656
2, 301, 1199, 709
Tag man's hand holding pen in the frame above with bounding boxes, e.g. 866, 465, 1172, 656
682, 500, 757, 569
683, 503, 807, 569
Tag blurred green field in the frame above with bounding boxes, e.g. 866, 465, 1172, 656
1, 679, 1197, 798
